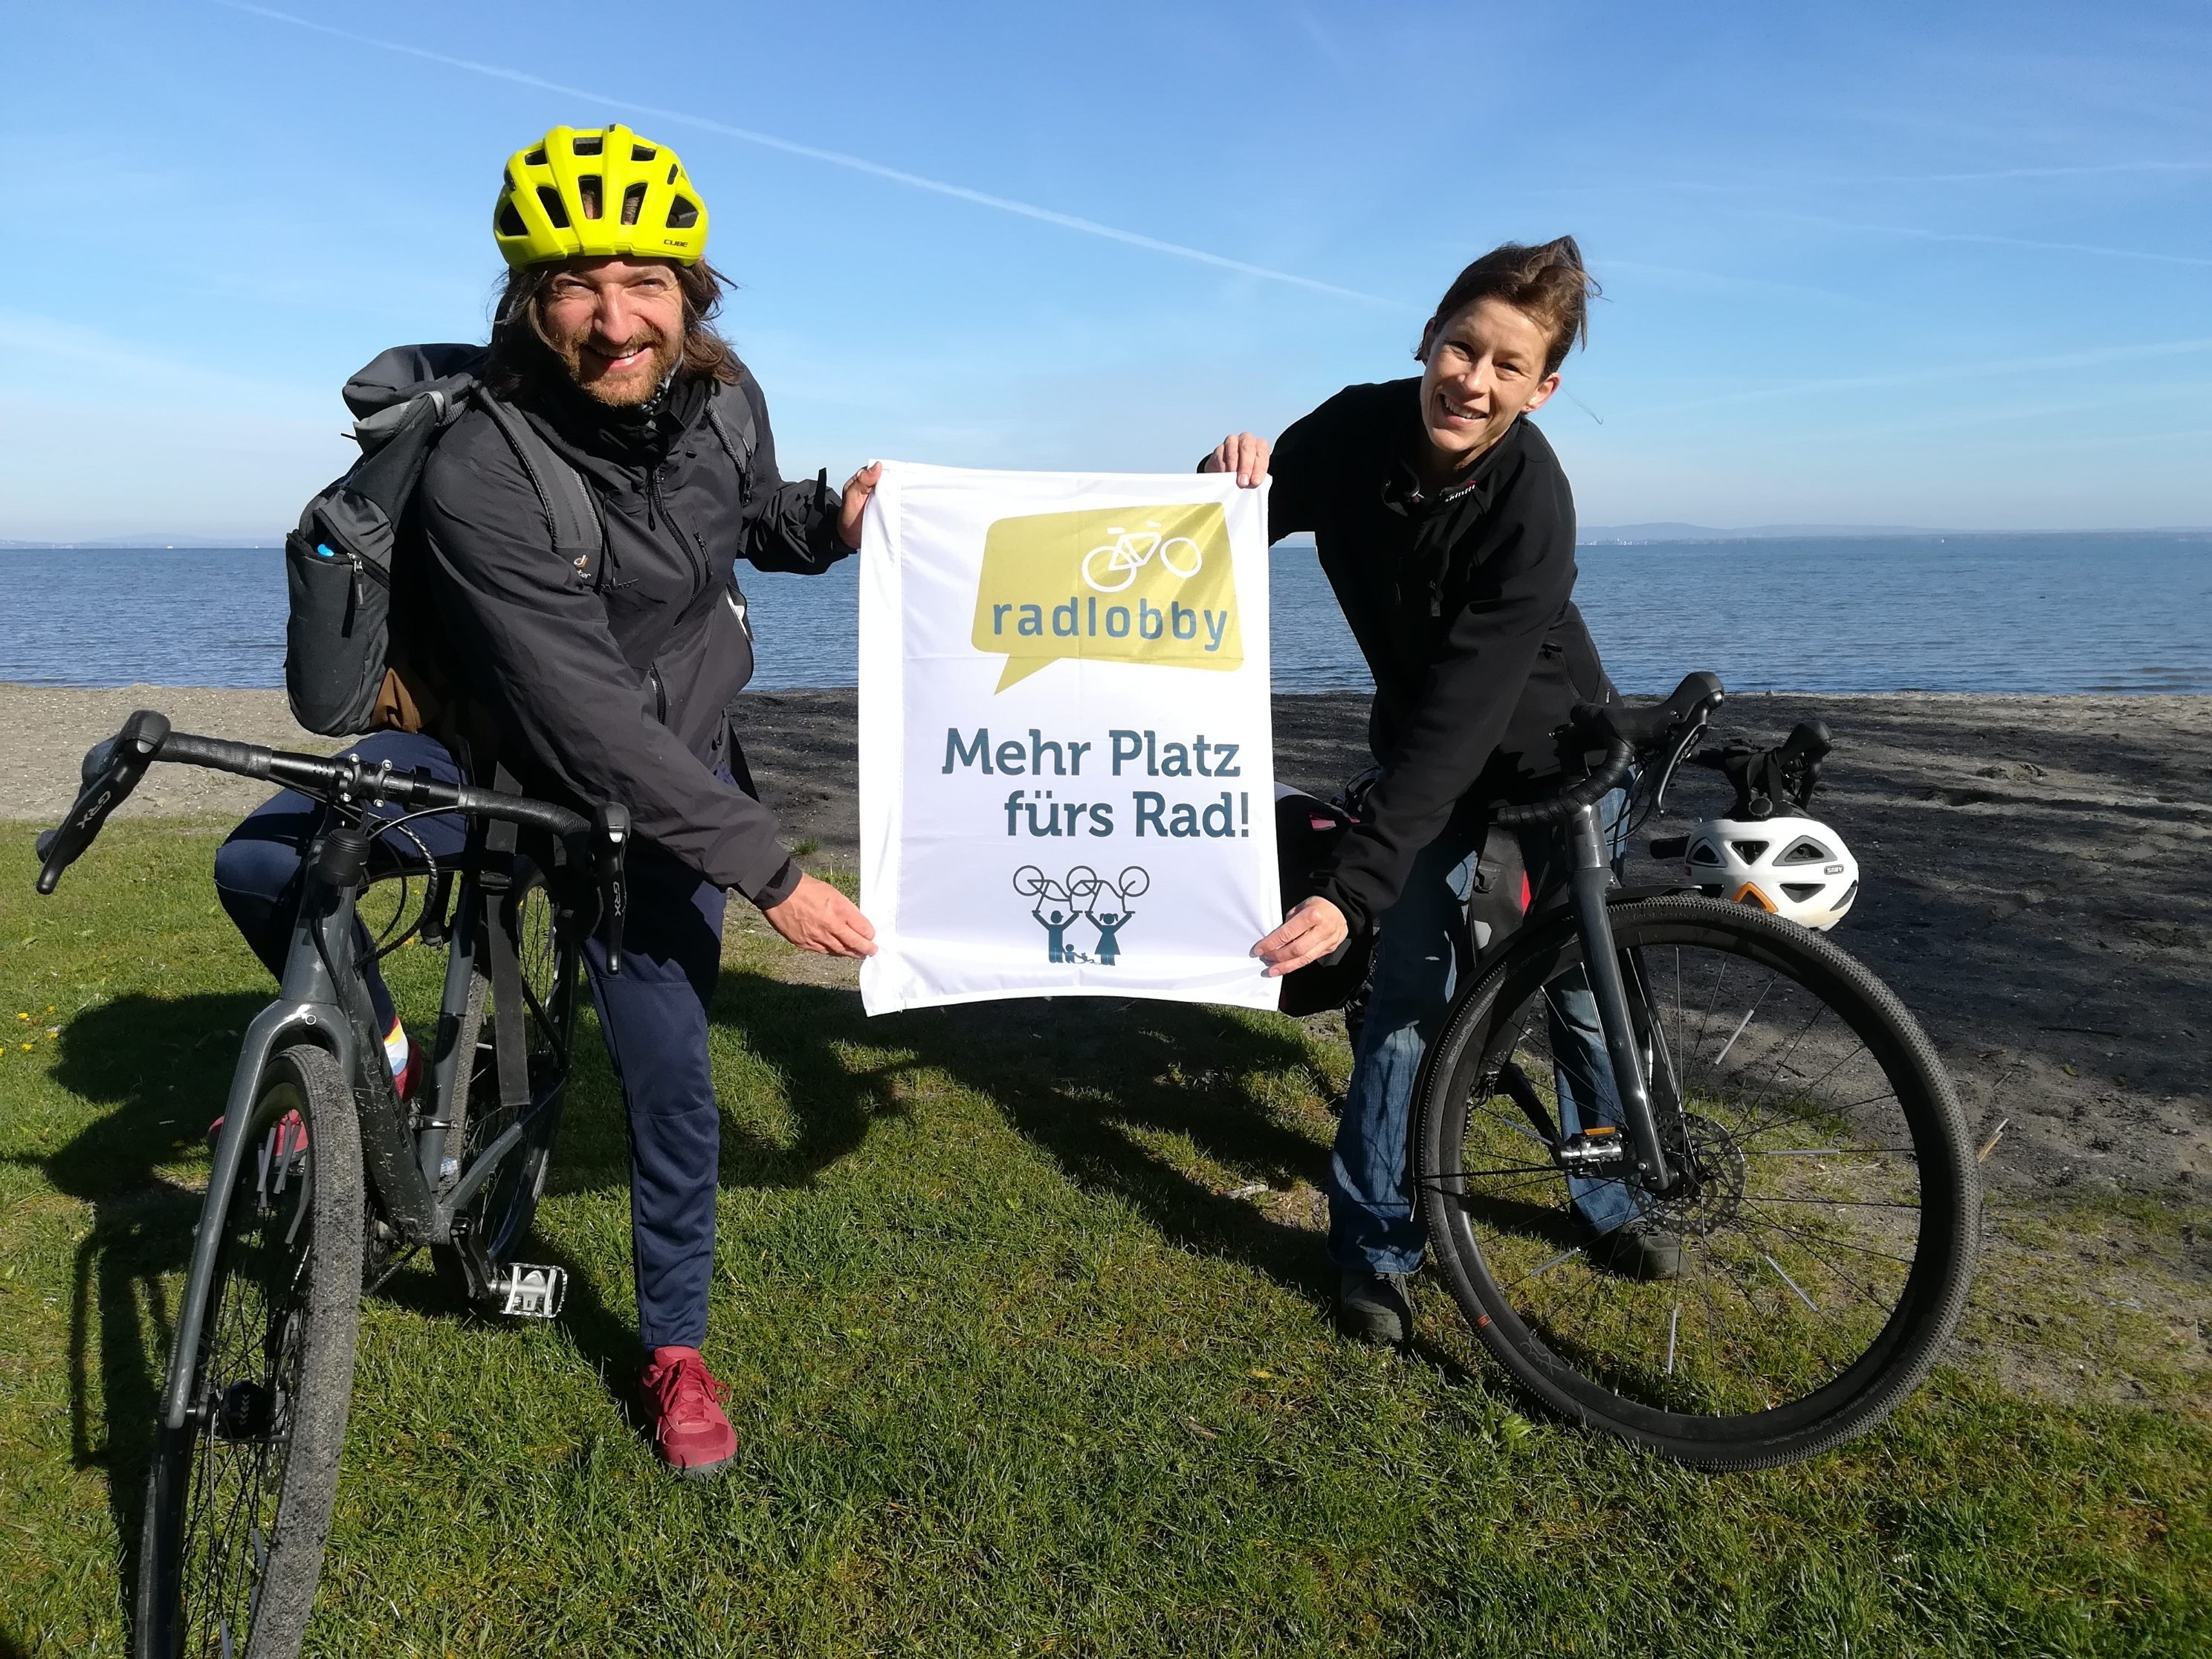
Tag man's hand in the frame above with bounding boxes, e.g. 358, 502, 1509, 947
1198, 433, 1270, 488
763, 872, 877, 957
1252, 895, 1347, 977
837, 462, 883, 550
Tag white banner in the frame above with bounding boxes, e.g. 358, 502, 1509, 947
858, 462, 1281, 1016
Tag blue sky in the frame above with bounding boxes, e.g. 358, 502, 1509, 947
2, 0, 2208, 540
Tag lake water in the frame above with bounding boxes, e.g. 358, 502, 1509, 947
1, 534, 2205, 696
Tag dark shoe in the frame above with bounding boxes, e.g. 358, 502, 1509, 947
1336, 1270, 1414, 1346
641, 1346, 737, 1478
1588, 1219, 1684, 1281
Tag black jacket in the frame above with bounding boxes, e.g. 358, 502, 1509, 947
1270, 378, 1611, 931
415, 363, 849, 905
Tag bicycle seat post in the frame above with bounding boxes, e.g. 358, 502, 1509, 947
1565, 802, 1673, 1191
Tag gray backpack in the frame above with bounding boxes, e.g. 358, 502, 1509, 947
284, 344, 756, 737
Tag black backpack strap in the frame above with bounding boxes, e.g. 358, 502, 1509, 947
475, 391, 607, 582
702, 379, 757, 482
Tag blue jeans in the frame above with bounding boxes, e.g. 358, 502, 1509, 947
213, 731, 731, 1353
1327, 788, 1635, 1275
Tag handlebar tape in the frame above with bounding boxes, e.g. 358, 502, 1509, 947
1487, 670, 1728, 831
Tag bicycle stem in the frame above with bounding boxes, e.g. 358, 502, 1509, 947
1565, 804, 1675, 1192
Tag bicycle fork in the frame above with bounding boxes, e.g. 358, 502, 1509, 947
1563, 803, 1675, 1193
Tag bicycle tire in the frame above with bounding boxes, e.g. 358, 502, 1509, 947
1414, 894, 1977, 1469
434, 867, 577, 1291
135, 1043, 363, 1658
1081, 543, 1138, 594
1158, 535, 1203, 578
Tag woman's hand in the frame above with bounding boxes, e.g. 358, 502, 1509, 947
763, 872, 878, 957
837, 462, 884, 550
1199, 433, 1270, 488
1252, 895, 1348, 977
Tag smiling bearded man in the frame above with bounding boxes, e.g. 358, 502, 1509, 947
211, 123, 879, 1478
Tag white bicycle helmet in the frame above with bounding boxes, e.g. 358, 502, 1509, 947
1680, 815, 1859, 931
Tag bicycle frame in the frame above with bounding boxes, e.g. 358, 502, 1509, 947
158, 818, 558, 1429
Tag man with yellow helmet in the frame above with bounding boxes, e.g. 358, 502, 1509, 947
214, 123, 877, 1478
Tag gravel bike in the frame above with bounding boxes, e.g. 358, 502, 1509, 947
35, 711, 630, 1659
1410, 673, 1979, 1468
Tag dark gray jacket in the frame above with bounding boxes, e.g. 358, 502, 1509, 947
413, 363, 848, 905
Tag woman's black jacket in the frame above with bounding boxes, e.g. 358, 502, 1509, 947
1270, 378, 1611, 933
412, 363, 848, 907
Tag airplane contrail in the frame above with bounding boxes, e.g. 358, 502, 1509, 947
215, 1, 1400, 308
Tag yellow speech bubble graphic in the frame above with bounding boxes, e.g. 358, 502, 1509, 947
972, 502, 1241, 691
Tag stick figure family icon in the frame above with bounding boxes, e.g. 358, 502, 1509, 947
1014, 864, 1150, 965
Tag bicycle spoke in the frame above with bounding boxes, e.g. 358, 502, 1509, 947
1433, 912, 1953, 1431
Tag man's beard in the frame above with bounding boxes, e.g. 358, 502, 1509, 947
554, 329, 682, 407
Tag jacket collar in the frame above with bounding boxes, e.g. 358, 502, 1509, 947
1381, 381, 1521, 520
521, 365, 711, 468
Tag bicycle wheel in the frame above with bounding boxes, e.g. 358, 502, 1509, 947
436, 867, 577, 1285
1158, 535, 1203, 578
135, 1044, 363, 1658
1414, 894, 1977, 1468
1081, 542, 1138, 593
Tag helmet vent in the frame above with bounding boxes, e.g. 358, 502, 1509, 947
578, 175, 603, 219
621, 181, 647, 226
1839, 880, 1859, 910
525, 146, 547, 166
667, 162, 680, 184
1776, 836, 1832, 866
571, 134, 604, 156
1780, 883, 1824, 902
536, 186, 571, 229
1688, 840, 1723, 866
1730, 840, 1770, 864
497, 200, 527, 237
667, 194, 700, 229
633, 143, 658, 161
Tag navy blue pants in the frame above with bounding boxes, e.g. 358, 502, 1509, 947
213, 731, 727, 1353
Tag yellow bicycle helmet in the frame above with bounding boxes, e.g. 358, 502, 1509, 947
494, 123, 708, 268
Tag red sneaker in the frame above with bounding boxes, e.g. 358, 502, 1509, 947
641, 1346, 737, 1478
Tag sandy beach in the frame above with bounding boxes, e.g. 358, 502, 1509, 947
4, 681, 2207, 1209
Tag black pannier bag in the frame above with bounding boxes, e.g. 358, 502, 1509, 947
1272, 783, 1376, 1018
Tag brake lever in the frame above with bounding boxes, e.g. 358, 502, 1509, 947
593, 801, 630, 976
1776, 719, 1832, 812
36, 710, 171, 894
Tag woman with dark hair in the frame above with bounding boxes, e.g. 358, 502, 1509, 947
1202, 238, 1670, 1345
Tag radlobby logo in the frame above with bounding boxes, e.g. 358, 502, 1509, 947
971, 502, 1243, 690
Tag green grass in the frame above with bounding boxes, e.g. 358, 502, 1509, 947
1, 822, 2206, 1657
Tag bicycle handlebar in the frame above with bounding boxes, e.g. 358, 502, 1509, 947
1490, 672, 1727, 830
35, 712, 630, 970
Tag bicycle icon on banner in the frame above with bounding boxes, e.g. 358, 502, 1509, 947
1080, 523, 1204, 594
1014, 864, 1150, 965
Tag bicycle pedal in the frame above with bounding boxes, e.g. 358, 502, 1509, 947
1559, 1127, 1629, 1170
487, 1264, 567, 1319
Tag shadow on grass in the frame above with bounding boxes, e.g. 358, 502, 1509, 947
4, 991, 271, 1638
25, 968, 1351, 1563
705, 971, 1345, 1307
